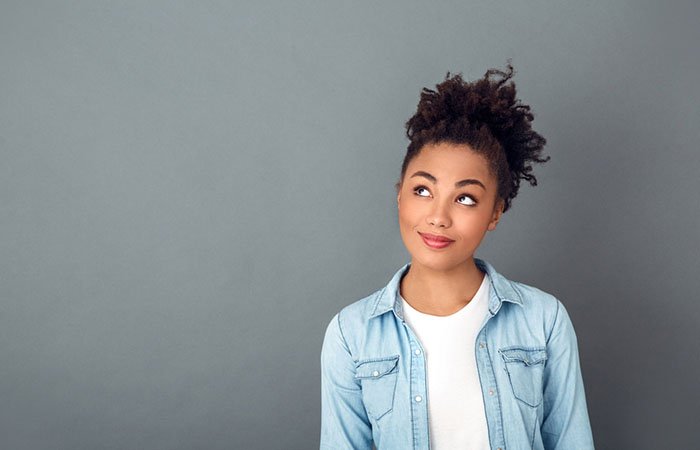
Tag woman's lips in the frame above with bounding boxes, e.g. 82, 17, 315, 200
419, 232, 454, 249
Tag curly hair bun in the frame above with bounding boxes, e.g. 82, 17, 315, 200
400, 61, 550, 213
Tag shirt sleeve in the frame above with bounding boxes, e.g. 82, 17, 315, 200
320, 312, 373, 450
541, 299, 596, 450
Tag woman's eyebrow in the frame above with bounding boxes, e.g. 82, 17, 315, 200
409, 170, 486, 190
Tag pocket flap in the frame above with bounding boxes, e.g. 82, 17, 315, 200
355, 355, 400, 379
498, 347, 547, 366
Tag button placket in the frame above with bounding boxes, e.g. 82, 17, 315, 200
401, 321, 429, 450
476, 323, 506, 450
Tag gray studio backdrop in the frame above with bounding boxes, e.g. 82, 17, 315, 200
1, 1, 698, 449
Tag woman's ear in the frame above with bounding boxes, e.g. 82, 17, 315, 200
487, 198, 505, 231
396, 181, 402, 208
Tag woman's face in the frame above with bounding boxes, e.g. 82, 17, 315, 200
397, 141, 504, 273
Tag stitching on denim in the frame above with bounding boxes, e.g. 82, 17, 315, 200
498, 345, 547, 352
545, 299, 561, 346
499, 347, 546, 407
478, 258, 523, 308
480, 321, 506, 449
511, 281, 525, 305
492, 358, 506, 448
356, 355, 400, 365
373, 404, 394, 421
369, 286, 388, 318
475, 323, 496, 449
530, 408, 538, 449
355, 356, 400, 379
373, 394, 395, 421
358, 358, 399, 421
331, 384, 362, 393
502, 363, 542, 408
410, 349, 416, 450
336, 310, 357, 364
498, 347, 547, 365
503, 356, 547, 366
500, 280, 524, 307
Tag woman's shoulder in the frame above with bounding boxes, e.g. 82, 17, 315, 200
494, 274, 578, 341
479, 257, 563, 315
508, 278, 561, 310
331, 286, 385, 330
321, 286, 387, 360
328, 263, 409, 327
481, 266, 584, 351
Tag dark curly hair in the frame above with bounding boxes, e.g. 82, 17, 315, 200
395, 61, 550, 213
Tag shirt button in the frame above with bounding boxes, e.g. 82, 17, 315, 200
489, 389, 495, 395
373, 371, 379, 377
479, 343, 485, 349
415, 395, 422, 402
414, 349, 421, 355
497, 448, 502, 450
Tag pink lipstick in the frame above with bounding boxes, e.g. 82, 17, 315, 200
419, 232, 454, 249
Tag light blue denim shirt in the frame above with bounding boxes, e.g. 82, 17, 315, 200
320, 258, 595, 450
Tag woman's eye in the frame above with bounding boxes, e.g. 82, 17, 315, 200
457, 195, 476, 206
413, 186, 430, 197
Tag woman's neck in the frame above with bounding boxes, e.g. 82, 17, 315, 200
399, 259, 485, 317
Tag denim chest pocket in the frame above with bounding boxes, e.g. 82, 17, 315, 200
498, 346, 547, 407
355, 355, 400, 420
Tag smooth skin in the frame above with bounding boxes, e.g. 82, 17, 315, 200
397, 141, 505, 317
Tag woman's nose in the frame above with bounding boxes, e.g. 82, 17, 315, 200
426, 201, 451, 228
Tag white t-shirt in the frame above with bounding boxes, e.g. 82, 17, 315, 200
400, 272, 491, 450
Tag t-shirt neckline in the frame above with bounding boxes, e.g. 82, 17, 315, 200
400, 272, 490, 319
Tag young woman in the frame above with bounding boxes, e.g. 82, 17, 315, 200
320, 63, 595, 450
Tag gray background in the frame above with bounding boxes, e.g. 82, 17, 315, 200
1, 1, 698, 449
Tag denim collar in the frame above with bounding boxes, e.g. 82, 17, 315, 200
368, 257, 524, 320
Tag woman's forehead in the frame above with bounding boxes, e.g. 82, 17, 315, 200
408, 142, 493, 180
